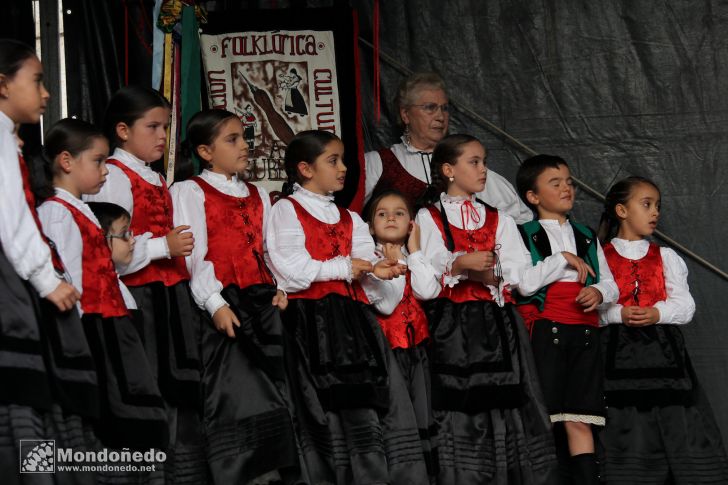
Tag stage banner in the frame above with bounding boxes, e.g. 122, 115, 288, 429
199, 8, 364, 210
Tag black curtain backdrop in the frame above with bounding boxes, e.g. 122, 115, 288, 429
352, 0, 728, 442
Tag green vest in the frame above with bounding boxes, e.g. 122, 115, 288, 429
515, 220, 600, 310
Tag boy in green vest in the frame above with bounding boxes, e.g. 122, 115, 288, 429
514, 154, 618, 485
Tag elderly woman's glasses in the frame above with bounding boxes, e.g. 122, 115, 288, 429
411, 102, 449, 115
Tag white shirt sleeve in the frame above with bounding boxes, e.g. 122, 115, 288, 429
0, 140, 61, 297
591, 239, 619, 306
364, 264, 406, 316
364, 150, 384, 205
653, 248, 695, 324
37, 202, 83, 294
477, 169, 533, 224
266, 199, 351, 293
407, 250, 441, 300
170, 181, 226, 316
515, 251, 569, 297
495, 213, 531, 288
415, 207, 462, 288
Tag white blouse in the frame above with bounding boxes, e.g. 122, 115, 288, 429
266, 184, 383, 300
515, 218, 619, 307
367, 245, 441, 316
364, 137, 533, 223
0, 111, 61, 297
84, 147, 170, 276
38, 188, 137, 313
170, 170, 272, 316
599, 238, 695, 325
415, 192, 529, 305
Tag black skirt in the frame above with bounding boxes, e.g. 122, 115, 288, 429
599, 324, 728, 483
423, 298, 558, 485
284, 293, 429, 485
128, 281, 201, 409
201, 284, 299, 484
82, 313, 168, 450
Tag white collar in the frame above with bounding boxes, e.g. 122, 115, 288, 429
441, 192, 477, 205
54, 187, 102, 226
539, 218, 571, 227
0, 110, 14, 132
293, 182, 335, 202
112, 147, 149, 168
611, 237, 649, 250
201, 169, 240, 185
400, 135, 434, 154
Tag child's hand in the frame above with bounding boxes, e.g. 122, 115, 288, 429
561, 252, 596, 284
272, 290, 288, 310
352, 258, 374, 279
46, 281, 80, 312
167, 225, 194, 257
407, 222, 421, 254
454, 251, 494, 273
212, 306, 240, 338
575, 286, 602, 312
470, 269, 498, 286
372, 259, 407, 280
621, 306, 660, 326
381, 243, 405, 262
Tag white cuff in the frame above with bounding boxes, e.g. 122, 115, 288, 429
204, 292, 228, 317
147, 235, 170, 260
443, 251, 466, 288
29, 264, 63, 298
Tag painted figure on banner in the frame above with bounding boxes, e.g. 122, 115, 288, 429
279, 68, 308, 116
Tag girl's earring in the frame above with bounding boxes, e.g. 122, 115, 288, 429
449, 177, 454, 183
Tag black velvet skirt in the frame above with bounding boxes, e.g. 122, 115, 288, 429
599, 324, 728, 483
127, 281, 201, 409
200, 284, 299, 485
423, 298, 558, 485
284, 293, 428, 485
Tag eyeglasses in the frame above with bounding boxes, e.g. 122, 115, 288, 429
411, 102, 450, 115
107, 230, 134, 242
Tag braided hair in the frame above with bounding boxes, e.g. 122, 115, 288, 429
282, 130, 341, 196
597, 176, 661, 243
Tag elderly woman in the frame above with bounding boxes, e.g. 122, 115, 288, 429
364, 72, 532, 223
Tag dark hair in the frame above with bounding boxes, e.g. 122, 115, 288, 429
515, 154, 569, 212
38, 118, 107, 198
103, 85, 170, 146
366, 189, 414, 223
0, 39, 36, 78
418, 133, 481, 206
597, 176, 661, 243
282, 130, 341, 195
87, 202, 131, 234
178, 108, 239, 178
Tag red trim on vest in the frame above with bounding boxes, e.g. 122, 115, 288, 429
375, 271, 429, 349
604, 242, 666, 307
106, 159, 188, 287
48, 197, 129, 318
370, 148, 428, 207
518, 282, 599, 328
191, 176, 273, 289
426, 203, 500, 303
285, 197, 368, 302
18, 154, 65, 273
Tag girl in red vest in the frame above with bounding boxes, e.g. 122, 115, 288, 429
85, 86, 204, 480
365, 189, 441, 477
171, 109, 299, 484
597, 176, 728, 484
267, 130, 430, 484
37, 119, 168, 455
0, 40, 101, 478
416, 134, 557, 484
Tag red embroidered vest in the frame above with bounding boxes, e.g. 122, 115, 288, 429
604, 242, 666, 307
106, 159, 188, 287
48, 197, 129, 318
285, 197, 368, 302
370, 148, 428, 207
18, 154, 65, 273
427, 203, 500, 303
191, 176, 273, 289
376, 271, 429, 349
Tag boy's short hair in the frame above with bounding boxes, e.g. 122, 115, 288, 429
515, 154, 569, 210
86, 202, 131, 234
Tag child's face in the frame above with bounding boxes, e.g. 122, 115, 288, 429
370, 195, 412, 244
0, 56, 49, 124
68, 137, 110, 195
117, 106, 170, 163
444, 141, 487, 196
616, 183, 660, 239
526, 164, 575, 219
299, 140, 346, 194
199, 117, 249, 178
107, 216, 135, 266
